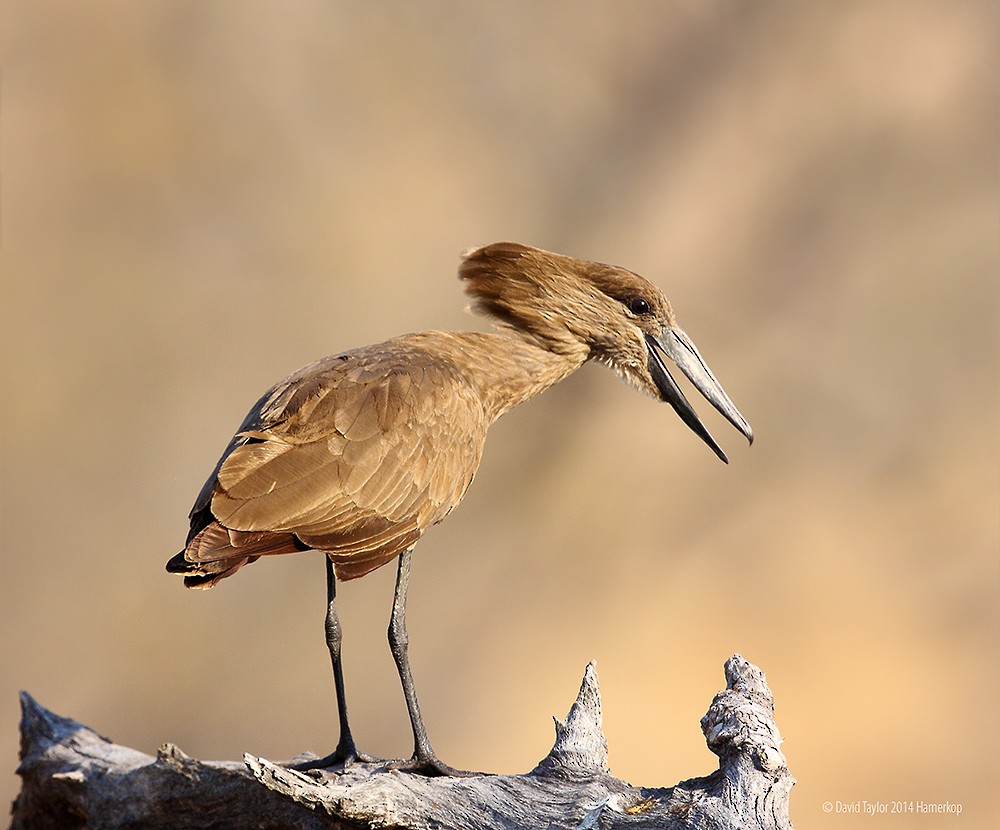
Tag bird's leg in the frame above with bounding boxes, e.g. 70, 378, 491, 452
386, 549, 471, 777
291, 555, 378, 771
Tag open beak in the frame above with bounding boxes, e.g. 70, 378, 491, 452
645, 327, 753, 463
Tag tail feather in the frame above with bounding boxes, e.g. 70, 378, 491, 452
166, 520, 305, 589
165, 551, 257, 589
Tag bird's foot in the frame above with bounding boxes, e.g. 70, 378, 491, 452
386, 752, 480, 778
288, 739, 381, 773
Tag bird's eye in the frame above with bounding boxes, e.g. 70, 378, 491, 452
626, 297, 652, 316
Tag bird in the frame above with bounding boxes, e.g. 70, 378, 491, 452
166, 241, 753, 776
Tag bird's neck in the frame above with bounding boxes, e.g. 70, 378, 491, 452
447, 332, 589, 422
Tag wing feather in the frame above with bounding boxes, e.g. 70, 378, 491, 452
190, 338, 488, 579
217, 440, 330, 499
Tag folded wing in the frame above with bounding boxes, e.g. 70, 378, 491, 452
179, 342, 487, 584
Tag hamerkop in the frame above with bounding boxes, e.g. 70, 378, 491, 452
167, 242, 752, 775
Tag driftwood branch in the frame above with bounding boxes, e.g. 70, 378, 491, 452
11, 654, 794, 829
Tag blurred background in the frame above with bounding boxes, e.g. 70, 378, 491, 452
2, 1, 996, 826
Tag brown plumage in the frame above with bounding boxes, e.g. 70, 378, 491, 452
167, 242, 752, 775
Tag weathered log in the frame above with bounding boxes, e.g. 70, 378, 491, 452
10, 654, 793, 829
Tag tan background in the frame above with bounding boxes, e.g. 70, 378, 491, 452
2, 2, 997, 827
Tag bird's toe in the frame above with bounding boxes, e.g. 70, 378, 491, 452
386, 753, 481, 778
287, 744, 381, 773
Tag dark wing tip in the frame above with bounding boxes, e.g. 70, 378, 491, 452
165, 550, 190, 574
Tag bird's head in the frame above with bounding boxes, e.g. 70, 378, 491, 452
459, 242, 753, 462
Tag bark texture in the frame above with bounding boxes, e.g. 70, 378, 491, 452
11, 654, 793, 829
